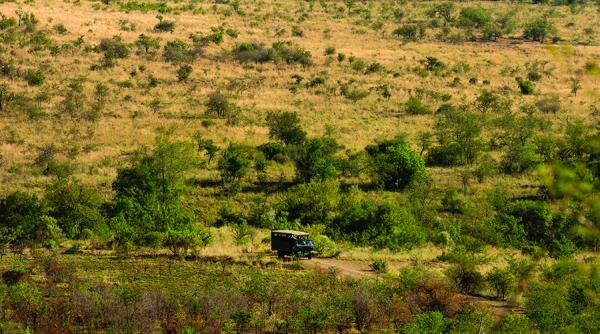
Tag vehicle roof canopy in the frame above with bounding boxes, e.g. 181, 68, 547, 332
271, 230, 309, 236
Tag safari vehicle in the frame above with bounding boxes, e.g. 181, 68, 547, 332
271, 230, 314, 259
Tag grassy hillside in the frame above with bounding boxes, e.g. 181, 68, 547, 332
0, 0, 599, 333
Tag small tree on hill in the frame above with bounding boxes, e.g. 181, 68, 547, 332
111, 133, 210, 256
366, 138, 425, 190
265, 111, 307, 146
218, 144, 252, 194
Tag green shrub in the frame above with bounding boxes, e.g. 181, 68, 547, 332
311, 234, 341, 258
98, 36, 130, 59
501, 145, 538, 174
525, 283, 571, 332
46, 180, 105, 239
446, 262, 483, 295
0, 191, 52, 245
535, 94, 561, 113
523, 18, 556, 43
515, 77, 534, 95
24, 70, 45, 86
265, 111, 306, 146
258, 142, 287, 161
421, 56, 446, 74
370, 259, 388, 273
232, 43, 273, 63
154, 16, 175, 32
218, 144, 252, 193
291, 25, 303, 37
163, 40, 194, 63
426, 142, 464, 167
405, 96, 432, 115
176, 64, 193, 81
366, 139, 425, 190
205, 91, 235, 119
293, 137, 341, 182
441, 188, 466, 214
485, 268, 513, 300
456, 6, 492, 29
393, 24, 422, 42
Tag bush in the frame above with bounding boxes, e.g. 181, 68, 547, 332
2, 269, 31, 286
232, 43, 273, 63
441, 188, 466, 214
422, 56, 446, 74
293, 137, 341, 182
515, 77, 534, 95
366, 139, 425, 190
45, 180, 106, 239
405, 280, 465, 317
0, 191, 51, 245
154, 16, 175, 32
24, 70, 45, 86
525, 283, 571, 332
205, 91, 235, 119
258, 142, 287, 162
163, 40, 195, 63
370, 259, 388, 273
284, 179, 340, 226
97, 36, 130, 59
393, 24, 423, 42
501, 145, 538, 174
446, 263, 483, 295
311, 234, 340, 258
405, 96, 432, 115
265, 111, 306, 146
523, 18, 556, 43
44, 258, 76, 284
176, 64, 193, 81
485, 268, 513, 300
535, 94, 560, 113
218, 145, 252, 193
456, 6, 492, 29
426, 142, 464, 167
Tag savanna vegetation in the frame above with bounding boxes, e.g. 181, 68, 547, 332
0, 0, 599, 333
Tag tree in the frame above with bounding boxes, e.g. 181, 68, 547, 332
516, 77, 534, 95
456, 6, 492, 29
393, 24, 422, 42
485, 268, 513, 300
434, 106, 483, 165
111, 133, 209, 256
523, 18, 556, 43
427, 3, 454, 24
293, 137, 341, 182
135, 34, 161, 55
217, 144, 252, 193
0, 191, 52, 246
525, 283, 571, 332
176, 64, 192, 81
205, 91, 235, 119
46, 180, 105, 239
366, 138, 425, 190
265, 111, 307, 146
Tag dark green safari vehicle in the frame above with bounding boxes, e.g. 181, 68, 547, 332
271, 230, 314, 259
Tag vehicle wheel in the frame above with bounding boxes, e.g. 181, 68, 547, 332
277, 251, 284, 259
307, 254, 312, 260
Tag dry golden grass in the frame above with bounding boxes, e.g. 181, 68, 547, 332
0, 0, 598, 199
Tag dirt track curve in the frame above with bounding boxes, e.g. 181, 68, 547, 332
300, 258, 525, 320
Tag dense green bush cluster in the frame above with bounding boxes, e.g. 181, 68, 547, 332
232, 41, 312, 66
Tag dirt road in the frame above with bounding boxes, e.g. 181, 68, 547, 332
300, 258, 524, 320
